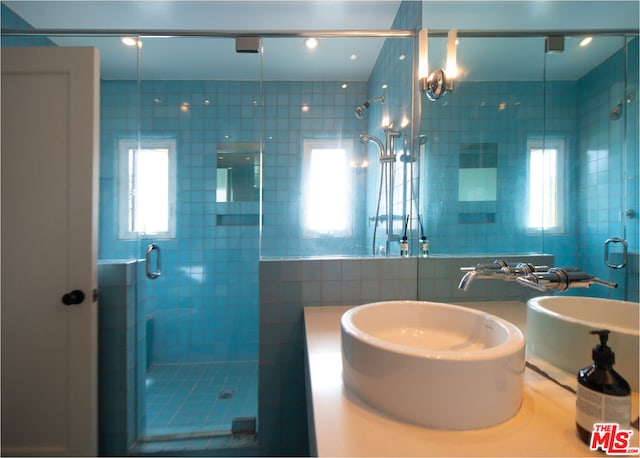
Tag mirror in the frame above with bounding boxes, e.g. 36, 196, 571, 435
216, 143, 260, 202
419, 33, 638, 300
457, 143, 497, 202
420, 36, 545, 255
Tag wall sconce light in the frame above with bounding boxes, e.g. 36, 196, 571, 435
446, 29, 458, 82
418, 29, 430, 93
419, 28, 458, 102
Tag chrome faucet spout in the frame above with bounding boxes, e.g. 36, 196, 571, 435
458, 271, 478, 292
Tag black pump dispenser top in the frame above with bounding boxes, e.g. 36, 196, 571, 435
590, 329, 615, 367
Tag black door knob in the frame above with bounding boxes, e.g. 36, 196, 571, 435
61, 289, 85, 305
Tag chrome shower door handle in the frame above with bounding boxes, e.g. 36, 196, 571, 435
145, 243, 161, 279
604, 237, 627, 269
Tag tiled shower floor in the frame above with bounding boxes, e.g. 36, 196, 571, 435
144, 361, 258, 438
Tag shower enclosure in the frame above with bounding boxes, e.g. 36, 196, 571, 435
126, 30, 418, 443
101, 36, 263, 442
1, 12, 418, 451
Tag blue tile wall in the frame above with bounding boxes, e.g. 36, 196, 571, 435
420, 79, 578, 256
259, 80, 369, 257
100, 80, 261, 365
99, 76, 378, 363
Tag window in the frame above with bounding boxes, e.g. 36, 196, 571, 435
118, 138, 176, 239
302, 139, 353, 237
527, 137, 565, 232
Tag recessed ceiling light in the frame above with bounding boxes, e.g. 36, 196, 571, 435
121, 37, 136, 46
580, 36, 593, 47
121, 37, 141, 48
399, 54, 406, 61
301, 104, 310, 112
341, 83, 348, 89
350, 54, 357, 61
304, 38, 318, 49
382, 84, 388, 89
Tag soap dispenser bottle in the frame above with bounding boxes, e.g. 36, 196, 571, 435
575, 329, 631, 445
400, 215, 409, 257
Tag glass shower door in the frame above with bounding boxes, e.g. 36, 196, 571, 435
545, 34, 638, 300
623, 36, 639, 301
133, 35, 262, 439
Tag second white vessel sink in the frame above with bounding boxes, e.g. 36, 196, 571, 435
527, 295, 639, 391
341, 300, 525, 430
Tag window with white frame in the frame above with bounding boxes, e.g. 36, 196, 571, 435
118, 138, 176, 239
302, 139, 354, 237
527, 137, 565, 232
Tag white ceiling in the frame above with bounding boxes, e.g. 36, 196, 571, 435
3, 1, 639, 81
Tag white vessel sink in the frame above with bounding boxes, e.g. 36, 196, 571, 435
341, 300, 525, 430
527, 296, 639, 391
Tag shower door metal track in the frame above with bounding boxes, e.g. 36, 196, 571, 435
2, 28, 414, 37
2, 28, 638, 38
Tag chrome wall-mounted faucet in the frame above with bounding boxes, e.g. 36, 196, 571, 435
458, 260, 548, 292
458, 260, 617, 293
515, 268, 617, 292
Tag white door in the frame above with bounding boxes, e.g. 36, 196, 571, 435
1, 47, 99, 456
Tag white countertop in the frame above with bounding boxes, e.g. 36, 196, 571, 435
304, 302, 639, 457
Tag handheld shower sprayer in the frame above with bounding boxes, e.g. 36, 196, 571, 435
354, 96, 384, 119
358, 134, 385, 156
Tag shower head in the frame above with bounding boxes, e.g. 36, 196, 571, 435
354, 96, 384, 119
354, 103, 369, 120
609, 103, 623, 120
609, 92, 635, 121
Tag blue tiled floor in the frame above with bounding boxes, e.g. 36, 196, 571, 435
144, 361, 258, 437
